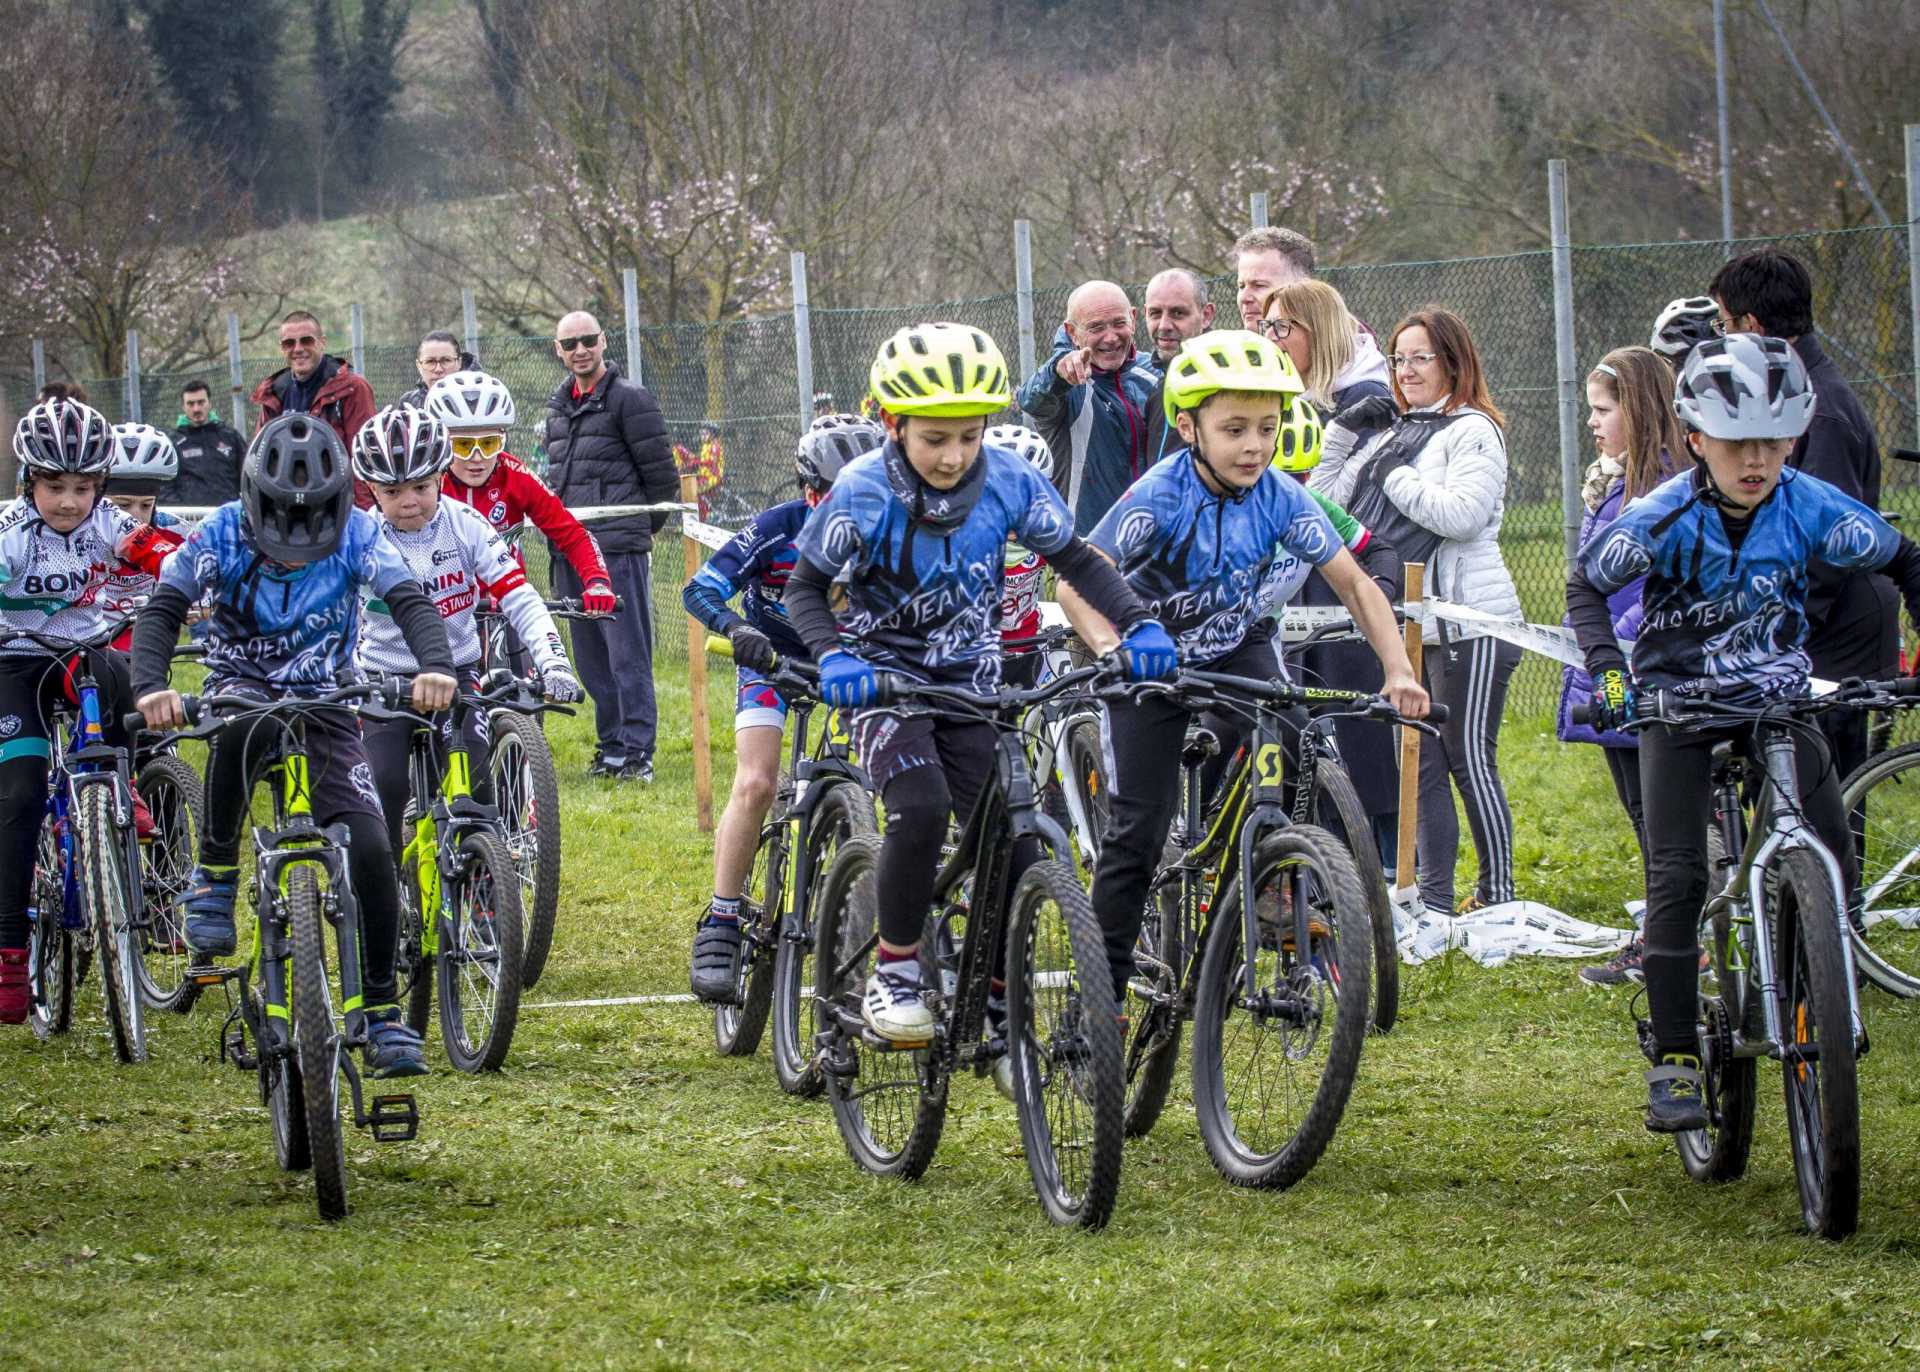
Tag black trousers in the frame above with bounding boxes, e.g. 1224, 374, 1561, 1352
553, 552, 656, 764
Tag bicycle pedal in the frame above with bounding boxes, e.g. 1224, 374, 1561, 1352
190, 964, 241, 987
219, 1008, 258, 1072
858, 1027, 931, 1052
366, 1093, 420, 1143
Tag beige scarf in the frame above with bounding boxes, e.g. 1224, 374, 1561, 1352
1582, 453, 1625, 512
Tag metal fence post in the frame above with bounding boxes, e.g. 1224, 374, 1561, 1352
125, 331, 142, 423
1250, 192, 1269, 229
791, 252, 814, 433
1713, 0, 1735, 251
1013, 219, 1037, 382
30, 338, 45, 395
1907, 125, 1920, 447
1549, 161, 1582, 567
622, 267, 643, 386
227, 313, 248, 439
349, 302, 365, 377
462, 288, 479, 361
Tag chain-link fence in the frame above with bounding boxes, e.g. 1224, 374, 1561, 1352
4, 223, 1914, 714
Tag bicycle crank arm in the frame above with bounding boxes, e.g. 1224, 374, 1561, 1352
337, 1051, 421, 1143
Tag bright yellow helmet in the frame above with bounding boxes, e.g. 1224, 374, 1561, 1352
869, 322, 1011, 418
1162, 329, 1304, 426
1270, 395, 1324, 473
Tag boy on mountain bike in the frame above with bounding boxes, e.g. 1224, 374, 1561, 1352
1080, 331, 1428, 1006
98, 423, 189, 650
0, 399, 178, 1024
681, 411, 883, 1002
1569, 333, 1920, 1132
782, 322, 1177, 1044
349, 405, 583, 865
130, 413, 458, 1079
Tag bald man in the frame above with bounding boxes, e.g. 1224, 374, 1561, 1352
1015, 280, 1162, 535
543, 309, 679, 780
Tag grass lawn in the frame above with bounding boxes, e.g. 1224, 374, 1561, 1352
7, 677, 1920, 1371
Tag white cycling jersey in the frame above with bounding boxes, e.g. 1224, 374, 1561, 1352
358, 499, 568, 678
0, 496, 141, 654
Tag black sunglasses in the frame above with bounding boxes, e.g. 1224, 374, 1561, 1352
557, 333, 602, 352
279, 334, 318, 350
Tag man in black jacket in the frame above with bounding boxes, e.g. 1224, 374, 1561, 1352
168, 379, 245, 509
545, 309, 679, 780
1710, 246, 1895, 781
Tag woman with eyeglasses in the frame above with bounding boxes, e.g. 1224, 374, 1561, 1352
1257, 279, 1393, 413
1313, 307, 1524, 915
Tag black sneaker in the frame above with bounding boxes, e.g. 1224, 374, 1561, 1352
619, 758, 655, 784
1645, 1053, 1709, 1133
689, 918, 743, 1004
1579, 938, 1645, 986
588, 751, 626, 779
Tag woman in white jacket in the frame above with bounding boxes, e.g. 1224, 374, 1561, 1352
1313, 307, 1524, 913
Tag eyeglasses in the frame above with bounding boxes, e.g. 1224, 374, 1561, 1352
556, 333, 601, 353
418, 354, 460, 369
1389, 351, 1439, 370
1257, 318, 1296, 341
279, 334, 318, 351
451, 434, 506, 459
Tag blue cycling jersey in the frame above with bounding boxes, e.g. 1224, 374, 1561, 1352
685, 498, 809, 661
158, 503, 416, 693
1581, 466, 1902, 702
793, 444, 1074, 690
1089, 450, 1340, 663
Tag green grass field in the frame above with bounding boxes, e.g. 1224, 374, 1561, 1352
8, 679, 1920, 1370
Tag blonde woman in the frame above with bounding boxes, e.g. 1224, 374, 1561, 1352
1259, 279, 1392, 411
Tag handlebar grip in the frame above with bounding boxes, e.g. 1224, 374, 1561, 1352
1425, 703, 1450, 726
1897, 677, 1920, 698
1569, 702, 1593, 727
705, 634, 733, 658
121, 712, 148, 735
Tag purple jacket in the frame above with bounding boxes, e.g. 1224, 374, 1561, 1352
1557, 473, 1648, 747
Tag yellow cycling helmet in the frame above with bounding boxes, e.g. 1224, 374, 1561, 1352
1271, 395, 1324, 473
1162, 329, 1304, 426
869, 322, 1011, 418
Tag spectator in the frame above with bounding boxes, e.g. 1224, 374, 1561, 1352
1314, 307, 1524, 915
395, 330, 474, 408
1709, 246, 1894, 784
696, 422, 726, 495
1235, 228, 1390, 399
811, 390, 836, 418
249, 309, 377, 507
543, 309, 679, 781
1141, 268, 1215, 464
1016, 279, 1160, 534
1260, 280, 1392, 411
169, 379, 245, 509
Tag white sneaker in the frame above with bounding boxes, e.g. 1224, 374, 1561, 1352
862, 971, 934, 1042
991, 1051, 1016, 1101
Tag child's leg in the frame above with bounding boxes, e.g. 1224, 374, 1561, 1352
0, 661, 53, 953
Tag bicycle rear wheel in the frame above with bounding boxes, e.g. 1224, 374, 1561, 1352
1006, 859, 1124, 1228
288, 866, 348, 1221
772, 781, 875, 1096
28, 823, 73, 1040
814, 835, 946, 1179
1122, 849, 1185, 1139
437, 830, 526, 1072
1063, 717, 1109, 865
1840, 741, 1920, 997
1772, 846, 1859, 1239
490, 712, 561, 987
76, 785, 144, 1064
1304, 754, 1398, 1033
134, 754, 202, 1015
715, 811, 783, 1058
1191, 825, 1371, 1189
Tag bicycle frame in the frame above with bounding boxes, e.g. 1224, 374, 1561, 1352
766, 696, 867, 933
402, 702, 501, 967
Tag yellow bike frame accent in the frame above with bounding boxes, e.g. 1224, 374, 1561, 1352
402, 728, 479, 963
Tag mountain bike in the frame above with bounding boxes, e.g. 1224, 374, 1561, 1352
395, 680, 568, 1072
810, 663, 1126, 1228
1008, 623, 1107, 869
142, 685, 423, 1222
701, 637, 876, 1095
1578, 681, 1908, 1239
1112, 669, 1439, 1188
1837, 713, 1920, 999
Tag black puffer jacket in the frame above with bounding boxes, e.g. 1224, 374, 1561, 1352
543, 362, 677, 556
168, 418, 246, 509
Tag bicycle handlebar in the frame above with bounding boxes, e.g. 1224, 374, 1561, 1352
1106, 668, 1447, 733
1569, 675, 1920, 730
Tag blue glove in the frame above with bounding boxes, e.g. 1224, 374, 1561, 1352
818, 650, 878, 709
1588, 668, 1634, 731
1119, 620, 1178, 681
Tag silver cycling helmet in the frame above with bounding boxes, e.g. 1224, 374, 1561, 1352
16, 397, 114, 476
426, 369, 516, 431
795, 412, 883, 494
1650, 296, 1721, 361
1673, 334, 1815, 441
352, 404, 454, 485
983, 422, 1053, 483
107, 422, 180, 493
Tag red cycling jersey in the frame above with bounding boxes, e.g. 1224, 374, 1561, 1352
441, 451, 610, 588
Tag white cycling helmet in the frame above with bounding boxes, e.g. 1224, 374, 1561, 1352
795, 412, 883, 494
984, 423, 1053, 483
1650, 296, 1721, 361
1674, 334, 1815, 441
16, 397, 114, 476
107, 422, 179, 492
426, 370, 516, 431
352, 404, 454, 485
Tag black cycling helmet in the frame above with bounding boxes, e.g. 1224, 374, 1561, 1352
241, 413, 354, 563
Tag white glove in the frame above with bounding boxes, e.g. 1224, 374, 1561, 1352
541, 665, 584, 704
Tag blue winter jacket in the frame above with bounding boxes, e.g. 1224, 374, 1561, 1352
1017, 324, 1162, 536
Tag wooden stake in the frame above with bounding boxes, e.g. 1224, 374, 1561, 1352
1395, 563, 1426, 894
680, 474, 714, 833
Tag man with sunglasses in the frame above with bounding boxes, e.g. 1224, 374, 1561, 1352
543, 310, 677, 781
249, 309, 378, 507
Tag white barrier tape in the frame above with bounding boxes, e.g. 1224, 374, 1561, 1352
160, 501, 693, 530
684, 516, 737, 552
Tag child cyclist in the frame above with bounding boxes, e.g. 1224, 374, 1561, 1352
1569, 334, 1920, 1131
783, 322, 1177, 1043
682, 411, 883, 1001
1078, 331, 1429, 1005
98, 424, 189, 650
0, 399, 177, 1023
131, 414, 460, 1079
982, 422, 1055, 691
349, 405, 584, 868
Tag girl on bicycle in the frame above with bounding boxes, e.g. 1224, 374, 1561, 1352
783, 322, 1175, 1043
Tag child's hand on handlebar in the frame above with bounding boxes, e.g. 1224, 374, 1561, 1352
412, 673, 458, 712
137, 689, 187, 731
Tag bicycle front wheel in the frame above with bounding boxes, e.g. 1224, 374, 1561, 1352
1006, 858, 1124, 1228
490, 712, 562, 987
1840, 741, 1920, 997
1773, 846, 1860, 1240
1063, 717, 1110, 866
437, 830, 526, 1073
288, 866, 348, 1220
28, 822, 73, 1040
772, 781, 875, 1096
134, 754, 203, 1015
1191, 825, 1371, 1189
76, 785, 145, 1064
1304, 755, 1397, 1033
